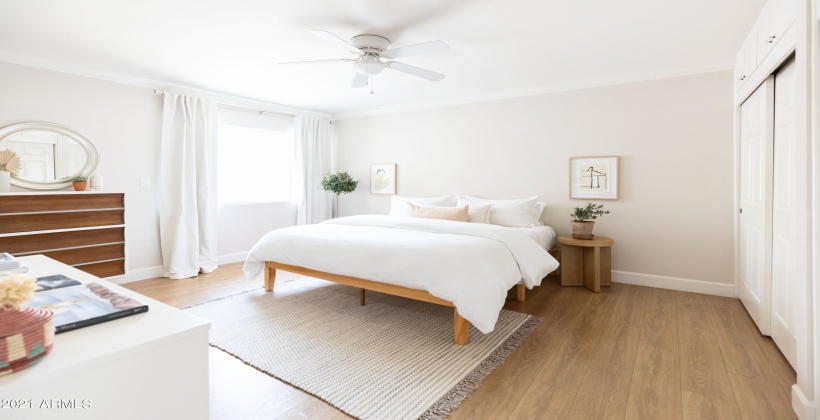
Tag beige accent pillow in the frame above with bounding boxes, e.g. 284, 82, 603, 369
407, 203, 469, 222
389, 195, 456, 217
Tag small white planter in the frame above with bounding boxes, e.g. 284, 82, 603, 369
0, 171, 10, 193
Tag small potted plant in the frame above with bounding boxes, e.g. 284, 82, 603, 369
72, 176, 88, 191
570, 202, 610, 240
319, 172, 358, 218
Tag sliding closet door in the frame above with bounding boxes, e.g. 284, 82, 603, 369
770, 59, 797, 367
737, 77, 774, 335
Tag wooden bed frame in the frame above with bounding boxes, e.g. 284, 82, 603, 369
263, 261, 527, 345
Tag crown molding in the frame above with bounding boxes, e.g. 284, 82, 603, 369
0, 49, 731, 122
332, 64, 733, 120
0, 50, 332, 119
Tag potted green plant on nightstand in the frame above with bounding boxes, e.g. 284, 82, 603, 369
72, 176, 88, 191
319, 172, 358, 218
571, 202, 610, 239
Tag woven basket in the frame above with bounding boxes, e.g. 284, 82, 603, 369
0, 306, 55, 376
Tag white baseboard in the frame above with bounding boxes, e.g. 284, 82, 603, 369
792, 384, 816, 420
612, 270, 735, 297
111, 251, 249, 284
218, 251, 248, 265
110, 265, 163, 284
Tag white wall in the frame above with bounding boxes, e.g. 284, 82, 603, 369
814, 0, 820, 416
0, 61, 297, 281
336, 70, 735, 293
216, 202, 296, 261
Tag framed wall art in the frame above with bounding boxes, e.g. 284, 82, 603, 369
569, 156, 619, 200
370, 163, 396, 194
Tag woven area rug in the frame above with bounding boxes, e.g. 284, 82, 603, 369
186, 277, 540, 420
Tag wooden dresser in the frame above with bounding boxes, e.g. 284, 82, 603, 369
0, 192, 125, 277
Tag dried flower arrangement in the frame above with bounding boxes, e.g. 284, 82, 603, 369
0, 149, 21, 176
0, 273, 37, 310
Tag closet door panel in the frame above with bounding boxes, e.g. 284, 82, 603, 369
771, 59, 797, 367
737, 77, 774, 335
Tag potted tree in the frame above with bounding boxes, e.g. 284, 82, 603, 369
319, 172, 358, 218
570, 202, 610, 239
72, 176, 88, 191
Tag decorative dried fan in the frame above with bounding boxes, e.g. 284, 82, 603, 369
0, 149, 21, 177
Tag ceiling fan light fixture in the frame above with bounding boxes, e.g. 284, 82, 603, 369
354, 56, 386, 76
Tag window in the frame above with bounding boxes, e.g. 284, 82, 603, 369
217, 124, 293, 205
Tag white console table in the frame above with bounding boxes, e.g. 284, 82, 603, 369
0, 255, 210, 420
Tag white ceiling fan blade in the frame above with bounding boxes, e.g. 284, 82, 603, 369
381, 40, 449, 59
351, 72, 368, 88
310, 30, 361, 55
386, 61, 445, 81
279, 58, 355, 65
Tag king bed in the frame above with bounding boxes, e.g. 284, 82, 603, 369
244, 214, 559, 345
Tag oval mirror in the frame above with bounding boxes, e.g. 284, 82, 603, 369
0, 122, 99, 190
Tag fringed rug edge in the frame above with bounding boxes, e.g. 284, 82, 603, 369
418, 315, 544, 420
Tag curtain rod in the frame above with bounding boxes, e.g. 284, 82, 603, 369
153, 89, 295, 118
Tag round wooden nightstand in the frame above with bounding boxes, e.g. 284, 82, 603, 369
556, 235, 614, 293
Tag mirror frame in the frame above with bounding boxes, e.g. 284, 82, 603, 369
0, 122, 99, 190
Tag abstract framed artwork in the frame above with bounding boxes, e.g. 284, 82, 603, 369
569, 156, 619, 200
370, 163, 397, 194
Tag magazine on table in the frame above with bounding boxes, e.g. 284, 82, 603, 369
30, 274, 149, 333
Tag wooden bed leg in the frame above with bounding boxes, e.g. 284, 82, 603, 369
360, 288, 366, 306
264, 265, 276, 292
516, 284, 526, 303
454, 310, 469, 345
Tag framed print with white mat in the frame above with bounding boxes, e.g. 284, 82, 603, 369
370, 163, 397, 194
569, 156, 619, 200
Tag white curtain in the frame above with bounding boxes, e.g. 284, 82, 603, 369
159, 92, 218, 279
294, 115, 333, 225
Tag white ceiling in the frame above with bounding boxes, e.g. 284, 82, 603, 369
0, 0, 766, 118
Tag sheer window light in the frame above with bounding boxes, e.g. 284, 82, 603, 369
217, 124, 292, 205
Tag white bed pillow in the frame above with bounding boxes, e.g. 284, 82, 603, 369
532, 202, 546, 226
457, 195, 538, 227
466, 204, 492, 223
389, 195, 456, 217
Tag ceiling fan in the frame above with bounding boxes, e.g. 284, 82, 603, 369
281, 30, 449, 91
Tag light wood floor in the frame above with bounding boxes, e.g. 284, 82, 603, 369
124, 263, 797, 419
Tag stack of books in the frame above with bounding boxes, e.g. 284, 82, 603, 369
0, 252, 28, 274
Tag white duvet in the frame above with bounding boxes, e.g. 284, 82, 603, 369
244, 215, 559, 333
